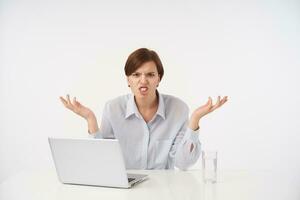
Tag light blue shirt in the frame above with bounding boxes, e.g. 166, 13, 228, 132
94, 92, 201, 170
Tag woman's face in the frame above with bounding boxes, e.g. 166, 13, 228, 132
127, 61, 161, 100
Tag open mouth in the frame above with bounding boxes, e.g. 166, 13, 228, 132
139, 87, 148, 93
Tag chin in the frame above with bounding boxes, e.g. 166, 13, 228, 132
133, 89, 156, 99
137, 93, 148, 98
134, 92, 150, 99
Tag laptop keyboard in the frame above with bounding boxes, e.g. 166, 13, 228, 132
128, 178, 135, 182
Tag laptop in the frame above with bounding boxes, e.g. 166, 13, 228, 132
48, 137, 148, 188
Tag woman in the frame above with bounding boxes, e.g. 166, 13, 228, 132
60, 48, 228, 170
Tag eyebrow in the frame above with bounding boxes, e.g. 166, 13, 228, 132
133, 71, 156, 74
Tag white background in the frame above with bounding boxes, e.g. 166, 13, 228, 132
1, 0, 300, 187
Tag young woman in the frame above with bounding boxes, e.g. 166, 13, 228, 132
60, 48, 228, 170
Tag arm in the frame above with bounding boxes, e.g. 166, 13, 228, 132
174, 96, 228, 170
86, 113, 99, 134
60, 94, 99, 134
172, 122, 202, 170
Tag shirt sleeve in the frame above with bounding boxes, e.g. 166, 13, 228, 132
170, 112, 201, 170
90, 102, 115, 139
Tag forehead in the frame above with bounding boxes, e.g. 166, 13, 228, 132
135, 61, 158, 73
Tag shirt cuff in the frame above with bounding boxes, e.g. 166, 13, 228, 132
184, 127, 200, 141
88, 130, 102, 139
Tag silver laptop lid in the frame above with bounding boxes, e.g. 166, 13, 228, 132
48, 138, 130, 188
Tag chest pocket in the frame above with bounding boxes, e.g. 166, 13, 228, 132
154, 139, 173, 168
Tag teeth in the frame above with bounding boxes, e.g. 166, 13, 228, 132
140, 87, 147, 92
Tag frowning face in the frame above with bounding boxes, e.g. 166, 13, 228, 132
127, 61, 161, 100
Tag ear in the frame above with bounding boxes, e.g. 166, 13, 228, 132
126, 76, 130, 86
157, 75, 161, 87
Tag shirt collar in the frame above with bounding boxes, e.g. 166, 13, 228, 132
125, 91, 166, 120
156, 92, 166, 120
125, 94, 140, 119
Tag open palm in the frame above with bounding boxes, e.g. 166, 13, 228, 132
192, 96, 228, 120
60, 95, 94, 120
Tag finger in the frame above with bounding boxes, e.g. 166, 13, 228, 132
208, 96, 213, 106
73, 97, 80, 107
211, 96, 221, 110
203, 97, 213, 110
66, 94, 72, 105
220, 96, 228, 105
66, 94, 76, 110
72, 97, 76, 104
203, 97, 210, 106
59, 96, 68, 106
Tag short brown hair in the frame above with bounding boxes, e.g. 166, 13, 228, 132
124, 48, 164, 80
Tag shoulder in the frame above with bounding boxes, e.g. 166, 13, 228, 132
161, 93, 189, 113
104, 94, 131, 112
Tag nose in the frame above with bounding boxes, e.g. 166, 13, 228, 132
140, 74, 149, 83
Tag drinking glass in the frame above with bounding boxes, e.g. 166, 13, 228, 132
202, 150, 217, 183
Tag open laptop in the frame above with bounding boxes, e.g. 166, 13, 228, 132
48, 137, 148, 188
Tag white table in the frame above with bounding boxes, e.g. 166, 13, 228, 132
0, 168, 299, 200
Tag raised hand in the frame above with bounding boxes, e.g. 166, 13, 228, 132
59, 94, 94, 120
188, 96, 228, 130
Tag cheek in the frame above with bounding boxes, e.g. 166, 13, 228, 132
153, 79, 160, 86
127, 78, 134, 85
128, 80, 138, 89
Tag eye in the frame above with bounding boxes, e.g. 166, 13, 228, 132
132, 73, 141, 78
147, 73, 156, 78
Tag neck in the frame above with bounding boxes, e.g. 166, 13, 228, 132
135, 91, 158, 110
